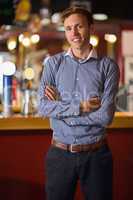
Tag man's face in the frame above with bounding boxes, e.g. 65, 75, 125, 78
64, 13, 91, 50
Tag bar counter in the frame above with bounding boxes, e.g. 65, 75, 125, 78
0, 112, 133, 200
0, 112, 133, 130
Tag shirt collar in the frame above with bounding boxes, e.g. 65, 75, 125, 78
64, 45, 97, 62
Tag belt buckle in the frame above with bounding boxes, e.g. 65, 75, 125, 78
70, 144, 77, 153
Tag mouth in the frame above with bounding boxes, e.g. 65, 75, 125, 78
72, 38, 81, 43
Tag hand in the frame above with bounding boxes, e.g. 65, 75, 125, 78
44, 85, 59, 101
80, 97, 101, 113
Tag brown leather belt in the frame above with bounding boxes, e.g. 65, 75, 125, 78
52, 138, 107, 153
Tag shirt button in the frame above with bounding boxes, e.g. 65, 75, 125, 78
75, 138, 78, 143
70, 121, 73, 125
76, 78, 79, 81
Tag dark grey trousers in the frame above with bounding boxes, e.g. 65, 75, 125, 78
45, 143, 113, 200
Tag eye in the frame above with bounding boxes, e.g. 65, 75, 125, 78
65, 26, 71, 31
78, 25, 83, 29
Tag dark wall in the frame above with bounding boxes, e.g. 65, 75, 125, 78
0, 0, 14, 25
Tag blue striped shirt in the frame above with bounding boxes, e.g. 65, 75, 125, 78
38, 49, 119, 144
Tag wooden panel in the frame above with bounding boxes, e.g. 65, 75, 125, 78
0, 128, 133, 200
108, 129, 133, 200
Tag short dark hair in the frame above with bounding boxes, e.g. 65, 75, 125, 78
61, 6, 93, 25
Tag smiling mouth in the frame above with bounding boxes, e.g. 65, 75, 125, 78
72, 38, 81, 42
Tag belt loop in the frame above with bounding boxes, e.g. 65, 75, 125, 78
70, 144, 77, 153
67, 144, 69, 152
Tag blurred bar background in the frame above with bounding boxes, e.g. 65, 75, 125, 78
0, 1, 133, 200
0, 0, 133, 114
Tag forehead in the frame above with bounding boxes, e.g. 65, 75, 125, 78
64, 13, 88, 26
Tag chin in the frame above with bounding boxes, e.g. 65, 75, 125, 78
72, 43, 82, 48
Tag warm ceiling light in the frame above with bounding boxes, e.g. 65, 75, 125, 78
30, 34, 40, 44
0, 61, 16, 76
93, 13, 108, 21
104, 34, 117, 43
22, 37, 31, 47
41, 18, 51, 26
90, 35, 99, 47
23, 67, 35, 80
18, 34, 24, 43
7, 37, 17, 51
51, 13, 61, 24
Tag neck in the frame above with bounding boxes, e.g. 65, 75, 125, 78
71, 44, 91, 59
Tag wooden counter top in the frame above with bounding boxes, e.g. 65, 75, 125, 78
109, 112, 133, 128
0, 115, 50, 130
0, 112, 132, 130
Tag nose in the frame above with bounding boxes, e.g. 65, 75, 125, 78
71, 27, 79, 35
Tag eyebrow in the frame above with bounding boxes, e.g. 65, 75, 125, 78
64, 23, 81, 29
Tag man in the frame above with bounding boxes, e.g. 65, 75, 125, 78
38, 6, 120, 200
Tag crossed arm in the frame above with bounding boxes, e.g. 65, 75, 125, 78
38, 57, 119, 127
45, 85, 101, 113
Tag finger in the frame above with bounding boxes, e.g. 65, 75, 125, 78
89, 99, 101, 105
89, 104, 101, 109
45, 87, 56, 98
89, 102, 100, 107
45, 94, 53, 101
45, 93, 55, 100
45, 90, 55, 100
46, 86, 56, 95
45, 87, 55, 95
89, 101, 101, 106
